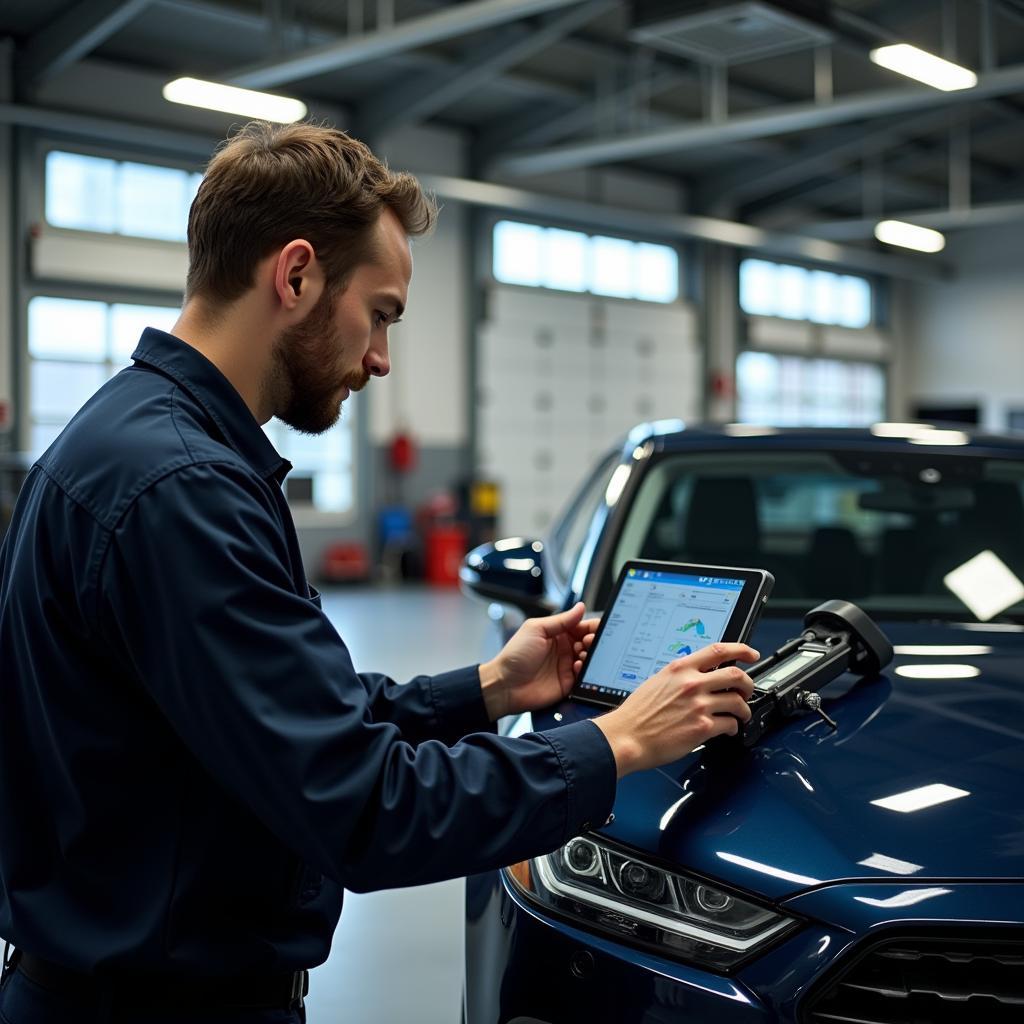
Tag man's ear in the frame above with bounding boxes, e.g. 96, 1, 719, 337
273, 240, 324, 317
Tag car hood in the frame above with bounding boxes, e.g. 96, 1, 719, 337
539, 619, 1024, 902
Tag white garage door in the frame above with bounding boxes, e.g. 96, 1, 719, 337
478, 285, 700, 537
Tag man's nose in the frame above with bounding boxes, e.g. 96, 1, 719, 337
365, 340, 390, 378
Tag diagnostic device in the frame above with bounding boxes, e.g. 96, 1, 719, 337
572, 560, 774, 708
740, 599, 893, 746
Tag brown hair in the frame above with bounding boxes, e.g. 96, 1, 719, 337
185, 121, 437, 304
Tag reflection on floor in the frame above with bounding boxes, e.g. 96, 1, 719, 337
306, 585, 493, 1024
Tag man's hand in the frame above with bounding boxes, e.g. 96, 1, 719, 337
479, 603, 600, 721
593, 643, 759, 778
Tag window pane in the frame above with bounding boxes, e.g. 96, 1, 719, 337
738, 351, 885, 427
111, 304, 180, 361
542, 229, 588, 292
776, 264, 809, 319
45, 151, 117, 233
808, 270, 840, 325
314, 471, 352, 513
838, 275, 872, 328
31, 361, 106, 420
633, 243, 678, 303
117, 161, 191, 241
590, 236, 634, 298
739, 259, 776, 316
493, 221, 543, 286
30, 423, 64, 459
28, 296, 107, 360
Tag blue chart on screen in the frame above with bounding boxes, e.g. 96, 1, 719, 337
579, 569, 743, 701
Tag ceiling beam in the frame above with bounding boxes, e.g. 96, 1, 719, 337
417, 172, 950, 281
0, 100, 217, 159
356, 0, 616, 137
746, 114, 1021, 219
18, 0, 157, 88
695, 108, 958, 210
490, 61, 1024, 177
475, 66, 683, 160
799, 200, 1024, 239
224, 0, 591, 90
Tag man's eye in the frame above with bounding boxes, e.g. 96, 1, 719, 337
374, 312, 389, 328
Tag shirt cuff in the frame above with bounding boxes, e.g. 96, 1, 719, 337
537, 718, 617, 840
427, 665, 494, 743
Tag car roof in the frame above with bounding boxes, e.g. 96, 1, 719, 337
622, 421, 1024, 457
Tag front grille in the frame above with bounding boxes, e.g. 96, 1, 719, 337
803, 933, 1024, 1024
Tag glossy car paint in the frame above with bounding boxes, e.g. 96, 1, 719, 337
464, 427, 1024, 1024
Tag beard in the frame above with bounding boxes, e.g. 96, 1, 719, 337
271, 289, 369, 435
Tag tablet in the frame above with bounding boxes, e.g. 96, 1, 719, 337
571, 560, 774, 708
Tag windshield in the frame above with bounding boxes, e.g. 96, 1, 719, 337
602, 449, 1024, 623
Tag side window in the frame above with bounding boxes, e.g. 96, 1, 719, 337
553, 455, 619, 579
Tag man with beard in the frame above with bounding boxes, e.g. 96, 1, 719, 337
0, 122, 756, 1023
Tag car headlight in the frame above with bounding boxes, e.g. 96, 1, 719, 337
504, 836, 797, 971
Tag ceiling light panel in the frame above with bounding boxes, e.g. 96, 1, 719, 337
163, 78, 307, 123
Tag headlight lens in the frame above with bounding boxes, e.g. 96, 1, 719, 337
504, 837, 797, 970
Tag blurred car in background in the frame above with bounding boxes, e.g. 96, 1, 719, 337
460, 422, 1024, 1024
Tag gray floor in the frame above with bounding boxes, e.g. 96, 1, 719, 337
305, 585, 494, 1024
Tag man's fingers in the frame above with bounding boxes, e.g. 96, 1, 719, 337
703, 665, 756, 700
706, 691, 753, 723
675, 643, 760, 672
535, 602, 585, 639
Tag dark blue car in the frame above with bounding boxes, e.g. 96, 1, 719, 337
460, 423, 1024, 1024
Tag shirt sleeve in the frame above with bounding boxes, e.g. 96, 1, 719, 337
95, 461, 617, 891
357, 666, 494, 747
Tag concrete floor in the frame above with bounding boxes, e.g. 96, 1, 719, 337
305, 585, 494, 1024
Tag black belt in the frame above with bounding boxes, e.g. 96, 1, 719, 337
17, 953, 308, 1011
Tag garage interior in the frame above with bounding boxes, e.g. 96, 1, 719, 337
0, 1, 1022, 1022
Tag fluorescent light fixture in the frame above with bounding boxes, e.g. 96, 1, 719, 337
871, 783, 969, 813
874, 219, 946, 253
894, 663, 981, 680
943, 550, 1024, 622
870, 43, 978, 91
893, 645, 993, 656
858, 853, 924, 876
855, 887, 952, 909
163, 77, 307, 123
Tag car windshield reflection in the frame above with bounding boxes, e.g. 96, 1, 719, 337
604, 450, 1024, 623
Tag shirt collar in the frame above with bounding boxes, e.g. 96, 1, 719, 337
131, 328, 291, 483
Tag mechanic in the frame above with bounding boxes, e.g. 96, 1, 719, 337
0, 121, 758, 1024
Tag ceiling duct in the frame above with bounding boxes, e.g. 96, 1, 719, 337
629, 1, 835, 65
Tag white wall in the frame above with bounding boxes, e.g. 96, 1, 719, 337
370, 126, 469, 449
907, 224, 1024, 430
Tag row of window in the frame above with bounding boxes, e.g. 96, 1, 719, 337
46, 151, 202, 242
27, 295, 885, 475
492, 219, 875, 329
493, 221, 680, 303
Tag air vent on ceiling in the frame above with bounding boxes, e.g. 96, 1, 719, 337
630, 1, 835, 65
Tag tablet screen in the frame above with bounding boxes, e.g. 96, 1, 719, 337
576, 567, 747, 704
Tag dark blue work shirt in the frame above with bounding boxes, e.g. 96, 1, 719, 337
0, 328, 616, 977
